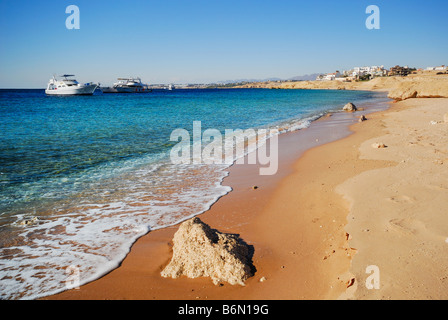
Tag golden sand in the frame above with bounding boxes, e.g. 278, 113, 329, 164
46, 78, 448, 300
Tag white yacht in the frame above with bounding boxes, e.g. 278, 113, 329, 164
101, 77, 150, 93
45, 75, 98, 95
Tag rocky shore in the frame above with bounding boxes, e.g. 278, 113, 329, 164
234, 71, 448, 102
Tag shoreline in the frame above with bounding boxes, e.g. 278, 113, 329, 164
45, 95, 391, 300
44, 94, 448, 300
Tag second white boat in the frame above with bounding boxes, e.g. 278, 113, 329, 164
101, 77, 150, 93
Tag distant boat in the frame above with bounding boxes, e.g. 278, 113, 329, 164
45, 75, 98, 95
168, 84, 175, 90
101, 77, 151, 93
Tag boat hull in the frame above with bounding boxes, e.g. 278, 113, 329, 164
100, 87, 119, 93
101, 86, 150, 93
45, 84, 98, 96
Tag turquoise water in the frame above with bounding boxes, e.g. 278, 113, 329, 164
0, 88, 388, 299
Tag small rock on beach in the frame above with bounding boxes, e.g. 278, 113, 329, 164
343, 102, 357, 112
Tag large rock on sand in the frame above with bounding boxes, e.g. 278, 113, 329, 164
343, 102, 357, 112
161, 217, 253, 286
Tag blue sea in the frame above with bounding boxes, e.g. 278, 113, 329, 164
0, 88, 389, 299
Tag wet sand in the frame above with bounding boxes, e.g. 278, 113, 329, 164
48, 97, 448, 300
46, 97, 389, 300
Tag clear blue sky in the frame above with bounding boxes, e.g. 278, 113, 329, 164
0, 0, 447, 88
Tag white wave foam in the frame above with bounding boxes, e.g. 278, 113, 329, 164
0, 158, 232, 300
0, 110, 346, 300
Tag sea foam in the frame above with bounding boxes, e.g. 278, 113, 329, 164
0, 89, 390, 299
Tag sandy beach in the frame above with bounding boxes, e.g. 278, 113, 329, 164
45, 86, 448, 300
3, 0, 448, 304
339, 98, 448, 299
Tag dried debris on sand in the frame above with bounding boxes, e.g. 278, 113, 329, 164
371, 142, 387, 149
161, 217, 254, 286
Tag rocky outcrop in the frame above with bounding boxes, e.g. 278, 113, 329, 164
161, 217, 253, 286
387, 77, 448, 101
388, 88, 417, 101
343, 102, 357, 112
234, 72, 448, 102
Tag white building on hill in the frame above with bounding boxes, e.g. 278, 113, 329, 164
316, 71, 341, 81
427, 65, 446, 71
352, 65, 386, 77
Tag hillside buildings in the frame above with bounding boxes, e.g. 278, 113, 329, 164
317, 65, 387, 81
426, 65, 447, 71
316, 71, 342, 81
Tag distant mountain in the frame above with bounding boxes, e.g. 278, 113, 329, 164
215, 77, 283, 85
213, 74, 319, 85
287, 73, 320, 81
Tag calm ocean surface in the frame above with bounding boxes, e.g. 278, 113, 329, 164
0, 88, 389, 299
